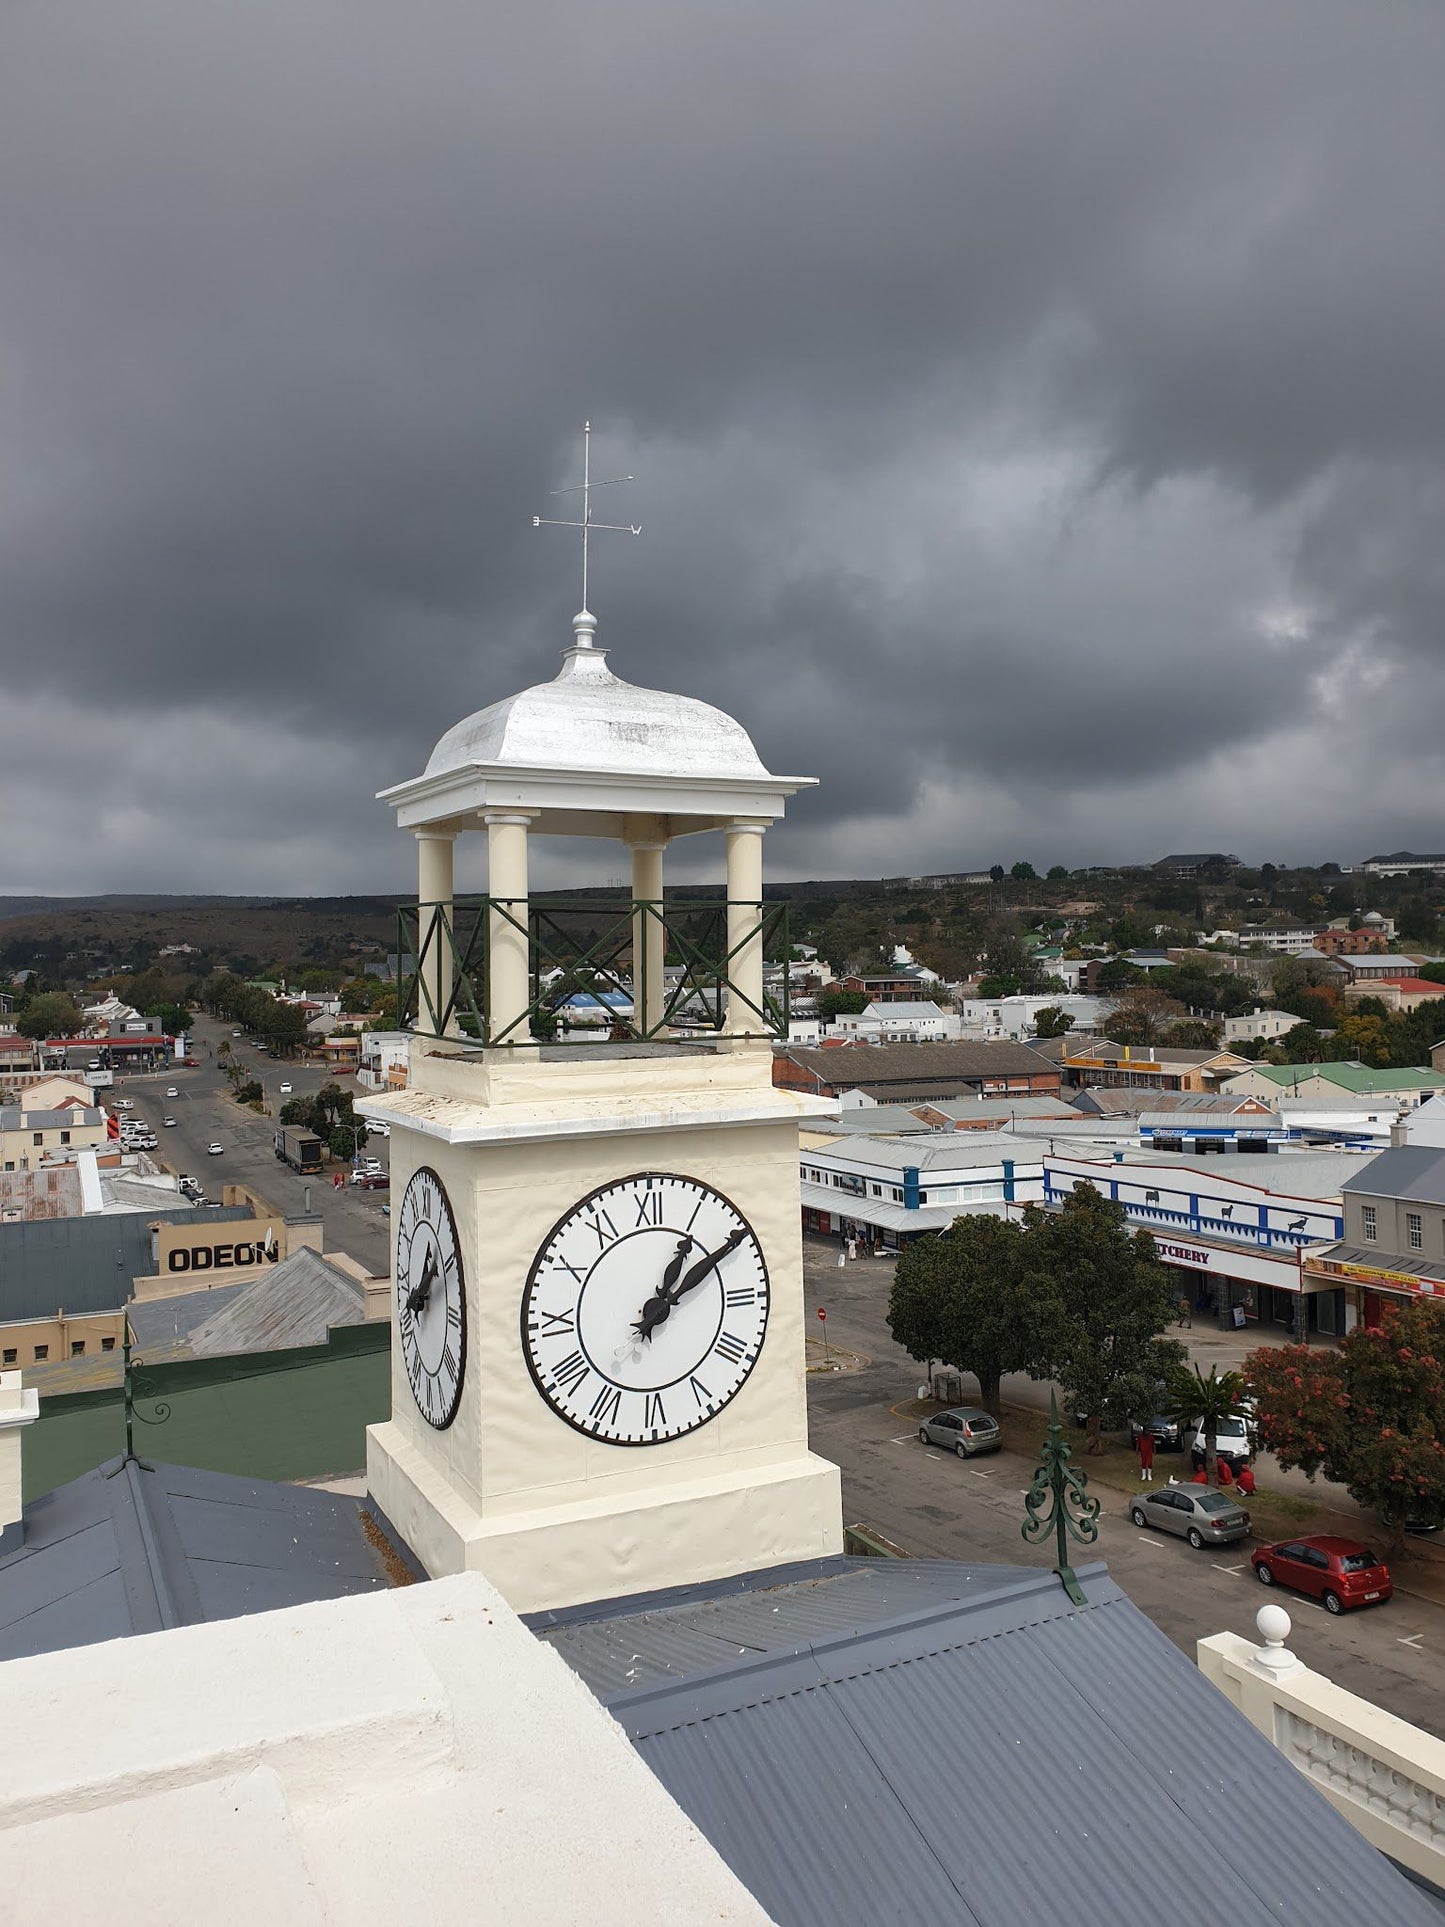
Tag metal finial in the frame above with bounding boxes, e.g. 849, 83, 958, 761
104, 1313, 172, 1476
531, 419, 641, 638
1021, 1389, 1101, 1604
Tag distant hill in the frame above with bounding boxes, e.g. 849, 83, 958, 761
0, 895, 286, 919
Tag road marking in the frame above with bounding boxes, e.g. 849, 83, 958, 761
890, 1434, 919, 1444
1133, 1535, 1168, 1549
1398, 1633, 1424, 1649
1213, 1563, 1248, 1575
970, 1468, 994, 1478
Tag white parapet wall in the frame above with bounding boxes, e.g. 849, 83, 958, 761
1199, 1610, 1445, 1890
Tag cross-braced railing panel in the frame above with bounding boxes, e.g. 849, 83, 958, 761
397, 897, 790, 1044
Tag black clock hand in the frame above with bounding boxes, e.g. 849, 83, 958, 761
406, 1245, 438, 1317
632, 1238, 693, 1343
668, 1227, 746, 1303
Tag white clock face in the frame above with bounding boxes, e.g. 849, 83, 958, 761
396, 1166, 466, 1431
522, 1173, 770, 1445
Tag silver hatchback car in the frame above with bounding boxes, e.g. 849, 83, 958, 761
1130, 1484, 1250, 1549
919, 1407, 1002, 1459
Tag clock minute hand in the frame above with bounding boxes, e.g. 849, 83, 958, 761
668, 1227, 747, 1303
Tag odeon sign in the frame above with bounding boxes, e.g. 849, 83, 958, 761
167, 1238, 282, 1274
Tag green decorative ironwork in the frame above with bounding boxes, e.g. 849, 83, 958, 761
1021, 1390, 1101, 1604
105, 1316, 172, 1475
397, 895, 791, 1045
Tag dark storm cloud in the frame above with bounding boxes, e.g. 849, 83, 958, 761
1, 0, 1442, 891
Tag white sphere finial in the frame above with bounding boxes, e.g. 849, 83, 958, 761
1252, 1602, 1302, 1677
573, 607, 597, 649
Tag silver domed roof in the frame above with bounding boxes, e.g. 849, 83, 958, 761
424, 618, 771, 781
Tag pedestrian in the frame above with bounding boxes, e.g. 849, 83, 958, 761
1235, 1463, 1256, 1499
333, 1172, 342, 1190
1136, 1429, 1155, 1483
1176, 1295, 1193, 1329
1191, 1465, 1209, 1484
1216, 1458, 1235, 1488
847, 1238, 858, 1262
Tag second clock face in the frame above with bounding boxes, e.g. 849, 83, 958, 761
522, 1173, 770, 1445
396, 1165, 466, 1431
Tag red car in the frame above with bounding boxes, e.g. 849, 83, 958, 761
1252, 1536, 1392, 1614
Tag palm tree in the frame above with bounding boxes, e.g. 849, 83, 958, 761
1164, 1364, 1246, 1485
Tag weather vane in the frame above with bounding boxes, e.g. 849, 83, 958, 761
532, 420, 641, 621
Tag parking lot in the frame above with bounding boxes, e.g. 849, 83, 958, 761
801, 1235, 1445, 1738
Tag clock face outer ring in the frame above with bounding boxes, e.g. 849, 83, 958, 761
521, 1171, 771, 1447
397, 1164, 467, 1432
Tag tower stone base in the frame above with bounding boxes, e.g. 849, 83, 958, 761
367, 1419, 842, 1616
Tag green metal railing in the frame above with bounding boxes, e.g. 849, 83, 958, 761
398, 896, 791, 1045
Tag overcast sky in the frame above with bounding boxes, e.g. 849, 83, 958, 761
2, 2, 1442, 896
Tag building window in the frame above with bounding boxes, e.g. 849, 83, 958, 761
32, 1132, 42, 1146
60, 1130, 71, 1144
33, 1345, 48, 1361
1361, 1205, 1377, 1242
1, 1349, 14, 1366
101, 1336, 116, 1352
1408, 1213, 1423, 1251
70, 1340, 86, 1357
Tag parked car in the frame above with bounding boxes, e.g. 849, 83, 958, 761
918, 1407, 1002, 1458
232, 1031, 243, 1038
280, 1081, 293, 1094
1252, 1537, 1392, 1614
183, 1057, 199, 1067
371, 1123, 390, 1138
1129, 1484, 1250, 1548
1189, 1413, 1255, 1472
1129, 1415, 1183, 1452
115, 1098, 134, 1111
358, 1173, 389, 1190
163, 1116, 178, 1128
207, 1142, 224, 1156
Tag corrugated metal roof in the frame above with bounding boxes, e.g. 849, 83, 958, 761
0, 1459, 400, 1663
1341, 1144, 1445, 1204
568, 1560, 1438, 1927
181, 1249, 364, 1357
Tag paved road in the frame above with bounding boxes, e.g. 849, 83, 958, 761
111, 1015, 390, 1277
802, 1236, 1445, 1738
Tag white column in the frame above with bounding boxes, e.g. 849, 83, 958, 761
626, 815, 668, 1037
485, 813, 533, 1044
0, 1371, 39, 1553
415, 832, 455, 1039
725, 820, 768, 1035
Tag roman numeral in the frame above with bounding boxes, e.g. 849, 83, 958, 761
552, 1350, 589, 1396
536, 1306, 575, 1338
550, 1257, 587, 1285
586, 1208, 620, 1250
689, 1374, 712, 1406
589, 1384, 622, 1427
446, 1298, 462, 1331
684, 1193, 705, 1234
715, 1331, 748, 1365
442, 1341, 459, 1385
642, 1391, 667, 1430
634, 1189, 664, 1226
724, 1287, 756, 1308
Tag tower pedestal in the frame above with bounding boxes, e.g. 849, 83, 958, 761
368, 1418, 841, 1614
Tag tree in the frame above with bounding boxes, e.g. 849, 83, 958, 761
887, 1215, 1038, 1416
1106, 986, 1187, 1046
15, 991, 82, 1039
1046, 866, 1069, 881
818, 986, 870, 1022
1095, 958, 1144, 993
1418, 962, 1445, 986
1163, 1364, 1245, 1485
1020, 1185, 1185, 1453
1009, 861, 1037, 881
1247, 1303, 1445, 1554
988, 865, 1005, 883
1162, 1016, 1223, 1049
1032, 1005, 1075, 1039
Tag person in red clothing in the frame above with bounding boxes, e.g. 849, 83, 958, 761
1136, 1429, 1156, 1483
1191, 1465, 1209, 1484
1235, 1463, 1257, 1499
1216, 1458, 1235, 1487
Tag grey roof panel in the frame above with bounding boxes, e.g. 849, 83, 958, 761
0, 1458, 398, 1663
1342, 1145, 1445, 1203
585, 1561, 1436, 1927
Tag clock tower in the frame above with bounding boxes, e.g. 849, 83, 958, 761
361, 535, 842, 1615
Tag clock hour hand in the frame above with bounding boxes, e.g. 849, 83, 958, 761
631, 1237, 695, 1343
405, 1246, 439, 1317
